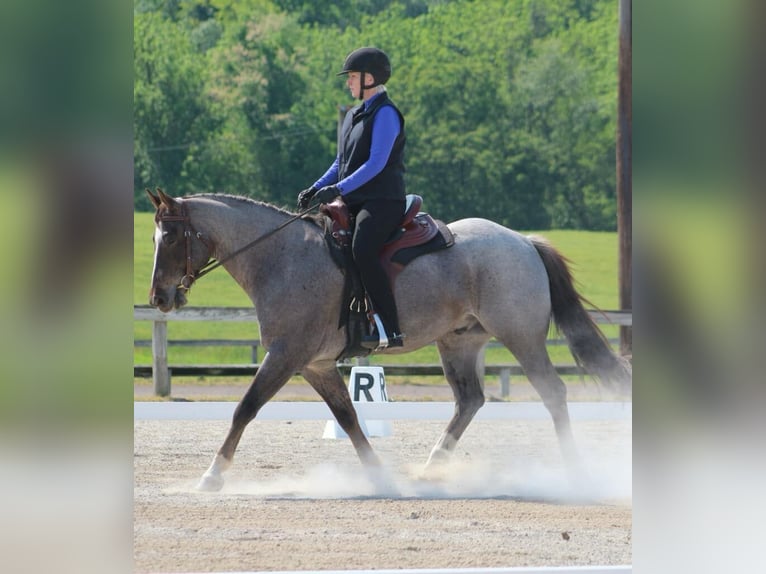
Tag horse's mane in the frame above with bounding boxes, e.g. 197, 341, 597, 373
187, 193, 295, 218
186, 192, 327, 233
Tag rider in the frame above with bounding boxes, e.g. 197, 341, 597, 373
298, 47, 406, 349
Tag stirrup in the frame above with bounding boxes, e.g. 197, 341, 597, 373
360, 332, 405, 350
360, 334, 382, 350
361, 314, 404, 350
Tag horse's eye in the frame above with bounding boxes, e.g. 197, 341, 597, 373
162, 231, 177, 245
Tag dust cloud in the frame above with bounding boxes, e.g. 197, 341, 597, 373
176, 443, 631, 504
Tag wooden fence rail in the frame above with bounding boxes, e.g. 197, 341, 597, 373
134, 305, 632, 397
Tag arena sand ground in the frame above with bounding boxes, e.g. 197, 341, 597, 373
134, 414, 631, 572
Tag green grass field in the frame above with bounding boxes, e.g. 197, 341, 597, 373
134, 211, 620, 371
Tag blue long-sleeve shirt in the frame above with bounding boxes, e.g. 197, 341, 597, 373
312, 92, 401, 195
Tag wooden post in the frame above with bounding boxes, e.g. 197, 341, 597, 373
617, 0, 632, 355
152, 319, 170, 397
499, 368, 511, 398
476, 345, 486, 388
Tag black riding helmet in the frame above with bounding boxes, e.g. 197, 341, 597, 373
336, 47, 391, 100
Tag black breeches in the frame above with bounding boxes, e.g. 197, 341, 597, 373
352, 199, 406, 334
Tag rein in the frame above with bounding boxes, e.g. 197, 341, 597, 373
158, 201, 320, 290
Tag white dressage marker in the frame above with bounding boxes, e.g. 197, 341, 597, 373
323, 366, 393, 439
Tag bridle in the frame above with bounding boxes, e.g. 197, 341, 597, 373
157, 200, 319, 291
156, 202, 212, 290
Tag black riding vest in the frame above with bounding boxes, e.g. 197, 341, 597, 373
338, 93, 406, 209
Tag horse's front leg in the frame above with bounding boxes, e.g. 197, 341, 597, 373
197, 349, 297, 492
302, 361, 402, 495
302, 361, 381, 468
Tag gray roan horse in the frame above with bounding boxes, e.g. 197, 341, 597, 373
147, 189, 630, 492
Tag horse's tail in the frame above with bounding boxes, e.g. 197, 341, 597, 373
529, 235, 631, 392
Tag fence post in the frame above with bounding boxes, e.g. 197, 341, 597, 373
250, 342, 259, 364
152, 319, 170, 397
499, 367, 511, 398
476, 345, 486, 386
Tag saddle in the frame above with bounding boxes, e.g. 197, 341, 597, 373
319, 194, 455, 359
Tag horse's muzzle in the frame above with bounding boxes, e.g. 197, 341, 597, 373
149, 286, 187, 312
149, 289, 172, 312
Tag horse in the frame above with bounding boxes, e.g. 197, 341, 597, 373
146, 188, 630, 492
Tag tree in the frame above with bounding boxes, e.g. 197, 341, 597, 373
134, 0, 622, 231
134, 11, 220, 203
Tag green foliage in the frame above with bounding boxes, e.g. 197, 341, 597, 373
134, 0, 621, 230
134, 10, 224, 203
270, 0, 430, 29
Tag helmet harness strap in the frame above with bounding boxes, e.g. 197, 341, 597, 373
359, 71, 379, 100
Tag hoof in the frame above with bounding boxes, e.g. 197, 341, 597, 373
364, 467, 401, 497
424, 449, 451, 468
566, 464, 591, 490
196, 473, 224, 492
419, 450, 453, 481
417, 466, 449, 483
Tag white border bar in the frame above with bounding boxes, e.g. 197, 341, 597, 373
180, 566, 631, 574
134, 401, 631, 421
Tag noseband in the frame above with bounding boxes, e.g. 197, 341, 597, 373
157, 203, 211, 290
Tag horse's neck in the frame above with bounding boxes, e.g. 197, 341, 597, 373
188, 197, 323, 286
196, 200, 281, 252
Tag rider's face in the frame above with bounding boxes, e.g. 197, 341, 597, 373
346, 71, 376, 99
346, 72, 361, 98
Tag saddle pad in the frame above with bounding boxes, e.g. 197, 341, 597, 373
390, 218, 455, 266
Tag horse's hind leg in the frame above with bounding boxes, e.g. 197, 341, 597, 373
510, 341, 582, 472
197, 349, 297, 491
425, 332, 489, 473
302, 361, 381, 468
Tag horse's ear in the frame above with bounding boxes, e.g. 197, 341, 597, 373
156, 188, 176, 208
146, 188, 161, 210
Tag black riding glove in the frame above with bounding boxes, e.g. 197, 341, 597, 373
297, 187, 318, 209
316, 185, 341, 204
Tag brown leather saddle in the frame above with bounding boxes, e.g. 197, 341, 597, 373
320, 194, 454, 286
319, 194, 454, 358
